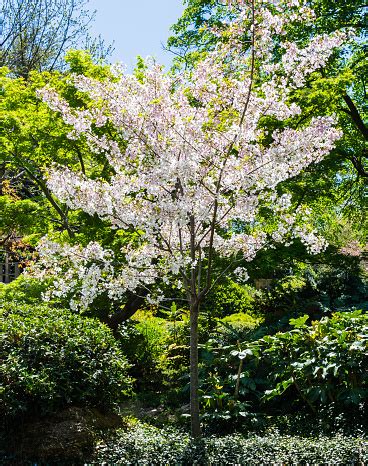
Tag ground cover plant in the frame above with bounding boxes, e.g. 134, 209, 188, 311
91, 421, 368, 465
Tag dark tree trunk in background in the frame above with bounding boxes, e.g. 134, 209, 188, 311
106, 291, 147, 332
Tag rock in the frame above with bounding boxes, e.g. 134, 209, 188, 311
3, 406, 125, 464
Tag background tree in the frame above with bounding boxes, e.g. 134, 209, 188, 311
0, 0, 112, 78
0, 52, 147, 326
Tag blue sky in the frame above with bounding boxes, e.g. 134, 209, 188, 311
87, 0, 185, 70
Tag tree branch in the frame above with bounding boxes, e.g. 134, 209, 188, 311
343, 94, 368, 141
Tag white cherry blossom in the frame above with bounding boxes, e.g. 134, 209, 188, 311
32, 0, 343, 311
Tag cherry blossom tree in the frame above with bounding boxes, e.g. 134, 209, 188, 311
30, 0, 346, 437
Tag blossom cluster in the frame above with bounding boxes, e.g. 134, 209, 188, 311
32, 0, 344, 308
29, 238, 159, 310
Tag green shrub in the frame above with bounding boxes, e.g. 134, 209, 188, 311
118, 310, 172, 394
202, 280, 260, 318
219, 312, 263, 335
92, 422, 368, 464
134, 311, 171, 364
0, 275, 47, 305
195, 310, 367, 428
258, 261, 368, 318
242, 310, 368, 410
1, 304, 132, 420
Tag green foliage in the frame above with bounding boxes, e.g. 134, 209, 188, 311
0, 303, 132, 420
215, 312, 264, 350
313, 263, 368, 311
203, 280, 261, 318
198, 311, 265, 429
194, 311, 367, 427
273, 275, 307, 296
248, 311, 368, 409
157, 316, 192, 405
258, 259, 368, 317
0, 195, 46, 238
220, 312, 262, 331
261, 273, 308, 314
118, 309, 228, 407
92, 422, 368, 464
198, 335, 264, 429
0, 275, 48, 305
134, 311, 171, 364
167, 0, 230, 71
0, 52, 122, 244
64, 50, 112, 79
118, 311, 172, 392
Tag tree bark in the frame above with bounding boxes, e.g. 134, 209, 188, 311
343, 94, 368, 141
106, 290, 147, 331
190, 298, 201, 438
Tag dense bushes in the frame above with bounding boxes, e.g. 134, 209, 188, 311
117, 306, 367, 426
92, 422, 368, 464
0, 276, 48, 305
202, 280, 261, 318
197, 310, 367, 427
248, 310, 368, 409
117, 308, 263, 407
258, 261, 368, 317
1, 304, 132, 420
118, 311, 172, 392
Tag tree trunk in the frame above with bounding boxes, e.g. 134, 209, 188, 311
107, 290, 147, 331
190, 298, 201, 438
